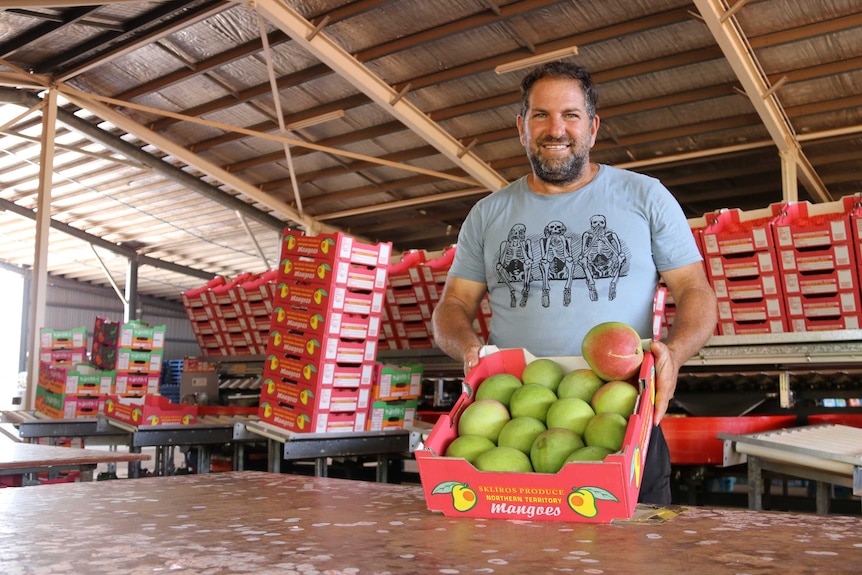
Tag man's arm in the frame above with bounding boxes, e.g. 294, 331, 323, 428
431, 276, 488, 374
650, 261, 717, 424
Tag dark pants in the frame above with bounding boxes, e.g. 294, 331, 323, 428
637, 425, 672, 505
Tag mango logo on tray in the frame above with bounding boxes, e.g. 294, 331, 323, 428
431, 481, 477, 512
319, 237, 336, 253
284, 235, 298, 250
295, 413, 311, 430
567, 486, 618, 518
298, 388, 314, 406
147, 415, 160, 426
281, 259, 293, 275
277, 282, 290, 298
261, 402, 273, 418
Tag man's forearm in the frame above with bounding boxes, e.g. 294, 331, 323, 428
431, 300, 484, 363
663, 286, 717, 365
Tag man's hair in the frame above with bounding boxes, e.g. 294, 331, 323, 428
520, 62, 598, 120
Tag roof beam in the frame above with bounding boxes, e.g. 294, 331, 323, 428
248, 0, 509, 193
693, 0, 831, 203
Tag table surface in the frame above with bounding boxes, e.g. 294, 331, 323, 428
0, 471, 860, 574
0, 442, 150, 471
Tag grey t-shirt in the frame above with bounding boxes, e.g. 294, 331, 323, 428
448, 164, 702, 356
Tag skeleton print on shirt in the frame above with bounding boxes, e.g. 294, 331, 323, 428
494, 215, 630, 308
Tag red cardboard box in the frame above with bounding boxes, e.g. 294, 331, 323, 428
272, 281, 385, 317
387, 249, 428, 288
783, 268, 857, 295
711, 273, 783, 301
271, 306, 381, 340
788, 313, 861, 332
104, 394, 197, 426
778, 243, 855, 274
260, 376, 371, 415
701, 206, 776, 255
280, 231, 392, 268
415, 348, 655, 523
257, 399, 367, 433
772, 198, 855, 249
786, 291, 861, 317
706, 250, 779, 280
278, 257, 388, 292
264, 353, 375, 388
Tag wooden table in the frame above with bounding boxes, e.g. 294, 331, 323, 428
0, 442, 150, 484
1, 471, 860, 574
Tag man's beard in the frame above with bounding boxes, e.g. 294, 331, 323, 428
527, 139, 588, 184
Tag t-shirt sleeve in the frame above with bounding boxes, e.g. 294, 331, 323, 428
649, 181, 703, 272
448, 204, 488, 284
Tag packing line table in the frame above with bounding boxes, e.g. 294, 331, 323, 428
236, 420, 418, 481
105, 414, 261, 477
2, 470, 861, 574
720, 423, 862, 514
0, 442, 150, 485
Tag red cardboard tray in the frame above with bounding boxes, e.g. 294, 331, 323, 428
415, 348, 655, 524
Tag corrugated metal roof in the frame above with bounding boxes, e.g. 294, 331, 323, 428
0, 0, 859, 302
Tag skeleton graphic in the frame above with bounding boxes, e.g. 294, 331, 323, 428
496, 223, 532, 307
577, 214, 625, 301
538, 220, 575, 307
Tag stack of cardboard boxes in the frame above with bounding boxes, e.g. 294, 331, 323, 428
773, 198, 862, 331
182, 271, 278, 357
257, 231, 391, 433
700, 207, 788, 335
35, 327, 105, 421
380, 246, 491, 349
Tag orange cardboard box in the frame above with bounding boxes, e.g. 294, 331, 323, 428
35, 386, 104, 419
415, 348, 656, 523
104, 394, 197, 426
40, 327, 87, 350
280, 231, 392, 268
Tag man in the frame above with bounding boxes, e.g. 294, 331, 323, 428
431, 62, 717, 504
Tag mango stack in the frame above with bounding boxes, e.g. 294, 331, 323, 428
258, 230, 391, 434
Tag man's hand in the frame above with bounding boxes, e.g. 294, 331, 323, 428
647, 339, 679, 425
463, 345, 482, 376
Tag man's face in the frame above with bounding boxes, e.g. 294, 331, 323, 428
517, 77, 599, 185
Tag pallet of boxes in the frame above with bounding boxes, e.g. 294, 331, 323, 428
96, 318, 197, 427
257, 231, 391, 433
